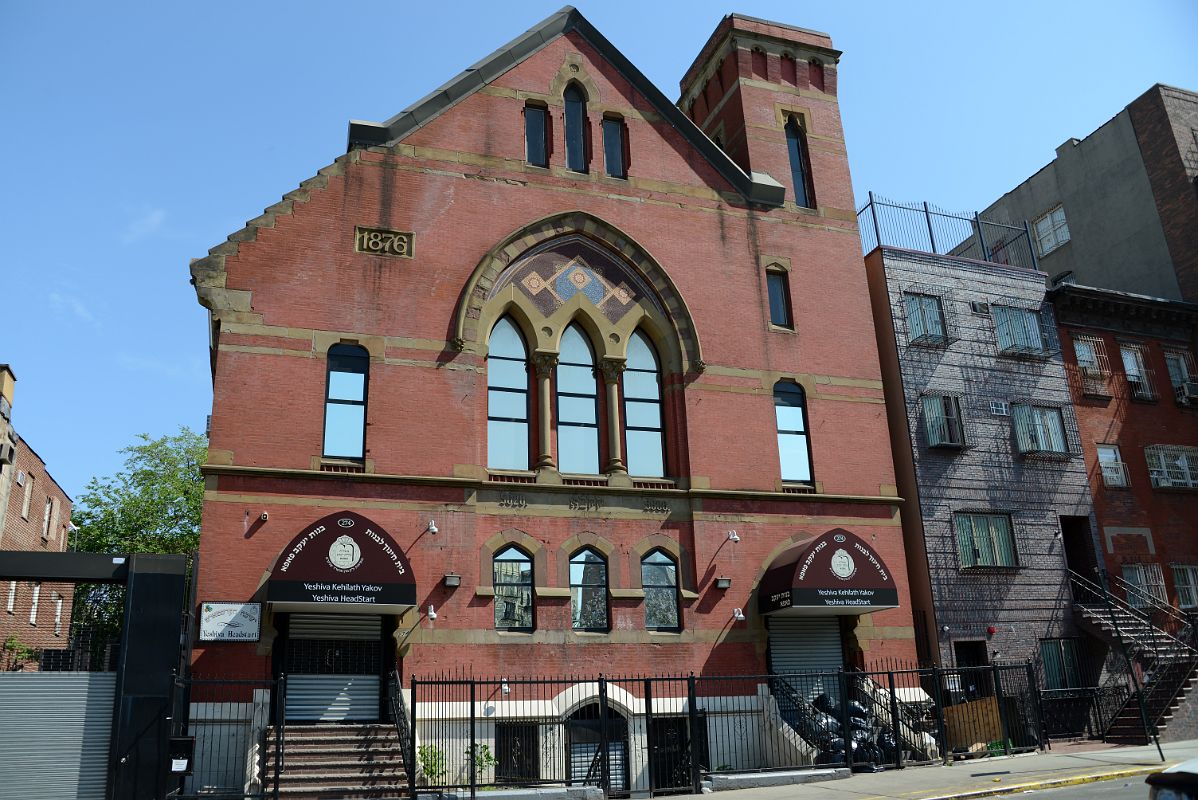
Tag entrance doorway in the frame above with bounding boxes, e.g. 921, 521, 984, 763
1060, 515, 1097, 577
282, 613, 387, 721
566, 704, 629, 794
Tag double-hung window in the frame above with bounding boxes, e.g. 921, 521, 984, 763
1120, 343, 1156, 401
922, 395, 966, 448
766, 269, 793, 329
1072, 335, 1111, 396
323, 344, 369, 459
1145, 445, 1198, 489
1122, 562, 1167, 608
905, 293, 948, 345
993, 306, 1047, 355
524, 103, 549, 167
1033, 205, 1070, 255
602, 117, 627, 179
954, 513, 1017, 568
1173, 565, 1198, 610
1097, 444, 1128, 487
1164, 349, 1196, 404
1012, 404, 1067, 455
774, 382, 813, 483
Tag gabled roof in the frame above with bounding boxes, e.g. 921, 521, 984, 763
346, 6, 784, 206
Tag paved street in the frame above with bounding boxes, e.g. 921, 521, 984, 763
1020, 777, 1148, 797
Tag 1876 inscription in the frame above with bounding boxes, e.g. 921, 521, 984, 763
355, 226, 414, 258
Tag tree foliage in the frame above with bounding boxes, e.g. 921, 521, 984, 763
73, 427, 207, 556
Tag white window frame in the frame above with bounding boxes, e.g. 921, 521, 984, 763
42, 496, 53, 540
922, 394, 966, 447
1123, 562, 1167, 609
1164, 349, 1196, 404
993, 306, 1048, 355
6, 581, 14, 613
1146, 445, 1198, 489
21, 474, 33, 520
904, 293, 949, 346
1096, 444, 1128, 487
1034, 205, 1070, 255
29, 582, 41, 625
1173, 565, 1198, 610
53, 594, 63, 636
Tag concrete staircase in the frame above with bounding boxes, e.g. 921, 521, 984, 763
264, 723, 408, 799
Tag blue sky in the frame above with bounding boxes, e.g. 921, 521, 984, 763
2, 1, 1195, 501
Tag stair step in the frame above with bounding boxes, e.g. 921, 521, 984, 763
269, 750, 405, 762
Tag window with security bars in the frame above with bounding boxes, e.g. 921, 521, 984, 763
922, 394, 966, 447
1034, 205, 1070, 255
954, 513, 1017, 568
1145, 445, 1198, 489
904, 293, 949, 345
1122, 562, 1167, 609
1164, 349, 1197, 404
1173, 565, 1198, 610
1012, 404, 1068, 454
1120, 343, 1157, 401
1072, 335, 1112, 396
1096, 444, 1128, 487
993, 306, 1048, 355
1040, 638, 1082, 690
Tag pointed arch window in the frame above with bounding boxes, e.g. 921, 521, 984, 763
774, 381, 813, 483
641, 550, 680, 631
557, 325, 599, 474
623, 331, 665, 477
564, 83, 589, 173
570, 547, 609, 631
488, 317, 531, 470
493, 545, 534, 631
785, 115, 815, 209
324, 344, 369, 459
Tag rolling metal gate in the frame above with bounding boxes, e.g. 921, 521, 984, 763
285, 613, 381, 721
769, 615, 844, 674
0, 672, 116, 800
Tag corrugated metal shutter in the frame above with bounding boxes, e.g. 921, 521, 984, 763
285, 675, 380, 721
768, 616, 844, 674
289, 613, 380, 640
0, 672, 116, 800
569, 742, 628, 792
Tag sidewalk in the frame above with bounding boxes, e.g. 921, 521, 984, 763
711, 740, 1198, 800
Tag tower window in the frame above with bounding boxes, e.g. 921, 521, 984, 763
766, 268, 793, 328
564, 84, 589, 173
524, 104, 548, 167
323, 344, 369, 459
785, 116, 815, 209
602, 117, 627, 179
774, 381, 813, 483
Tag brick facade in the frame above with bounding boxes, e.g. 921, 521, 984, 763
189, 10, 918, 685
0, 434, 74, 670
866, 247, 1096, 667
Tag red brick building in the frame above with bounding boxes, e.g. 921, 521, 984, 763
189, 8, 916, 724
0, 365, 75, 670
1049, 284, 1198, 607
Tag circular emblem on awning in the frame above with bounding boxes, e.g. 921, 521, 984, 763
337, 518, 355, 528
328, 535, 362, 572
830, 548, 857, 580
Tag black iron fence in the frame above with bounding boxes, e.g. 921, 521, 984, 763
857, 193, 1039, 271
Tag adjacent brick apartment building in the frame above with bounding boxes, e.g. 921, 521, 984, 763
0, 364, 75, 670
188, 5, 917, 731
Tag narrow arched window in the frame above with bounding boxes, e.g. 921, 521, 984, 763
642, 550, 680, 631
494, 545, 534, 631
557, 325, 599, 474
623, 331, 664, 477
488, 317, 530, 470
774, 381, 813, 483
564, 83, 588, 173
570, 547, 608, 631
785, 116, 815, 209
524, 103, 549, 167
323, 344, 369, 459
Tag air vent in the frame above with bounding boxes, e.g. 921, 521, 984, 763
970, 301, 991, 315
989, 400, 1010, 416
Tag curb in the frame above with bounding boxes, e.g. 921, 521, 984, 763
918, 764, 1169, 800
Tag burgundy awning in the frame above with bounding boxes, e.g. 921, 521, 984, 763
758, 528, 899, 615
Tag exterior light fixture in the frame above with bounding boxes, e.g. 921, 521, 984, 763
727, 531, 740, 543
427, 519, 439, 535
732, 608, 746, 621
501, 679, 511, 695
715, 577, 732, 589
427, 604, 437, 620
443, 573, 461, 588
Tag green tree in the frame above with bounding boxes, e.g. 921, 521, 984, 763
71, 428, 206, 634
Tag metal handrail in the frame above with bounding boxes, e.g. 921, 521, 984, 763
274, 673, 286, 795
1111, 574, 1192, 629
1070, 570, 1196, 658
388, 670, 414, 782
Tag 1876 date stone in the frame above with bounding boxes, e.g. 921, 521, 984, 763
355, 226, 414, 258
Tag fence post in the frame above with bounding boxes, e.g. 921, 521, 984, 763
686, 673, 701, 794
931, 666, 949, 764
886, 671, 903, 769
992, 665, 1011, 756
868, 191, 882, 250
1026, 661, 1046, 751
644, 679, 656, 795
1022, 220, 1039, 271
274, 674, 285, 800
837, 670, 852, 770
922, 201, 938, 253
598, 676, 612, 795
409, 678, 418, 800
975, 212, 990, 261
469, 681, 478, 800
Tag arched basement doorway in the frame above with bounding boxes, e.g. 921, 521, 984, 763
566, 703, 630, 794
265, 510, 416, 721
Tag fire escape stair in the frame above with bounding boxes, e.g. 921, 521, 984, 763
263, 723, 408, 800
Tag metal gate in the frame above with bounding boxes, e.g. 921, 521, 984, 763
768, 615, 844, 674
0, 672, 116, 800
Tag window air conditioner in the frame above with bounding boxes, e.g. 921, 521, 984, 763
1184, 381, 1198, 403
0, 442, 14, 466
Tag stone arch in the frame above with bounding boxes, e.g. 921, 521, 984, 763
559, 531, 620, 588
629, 534, 692, 592
480, 528, 549, 590
549, 54, 602, 103
454, 211, 703, 374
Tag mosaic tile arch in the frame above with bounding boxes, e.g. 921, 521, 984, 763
453, 212, 705, 373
